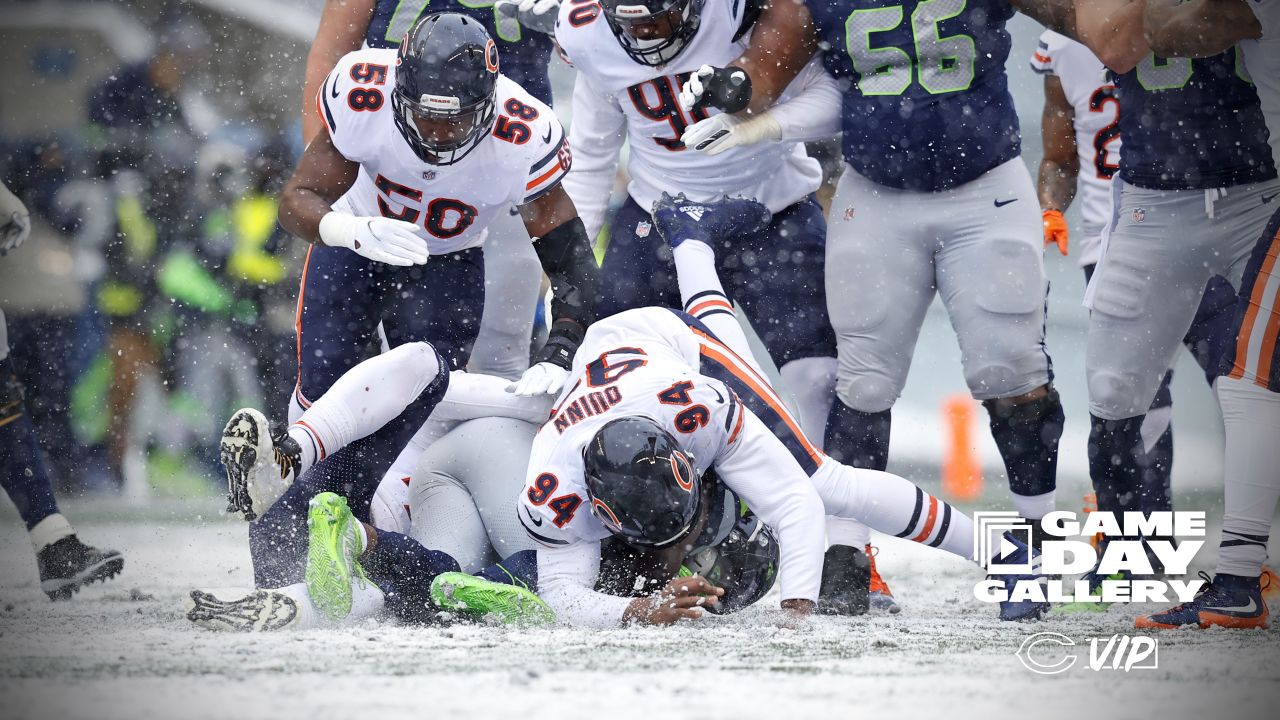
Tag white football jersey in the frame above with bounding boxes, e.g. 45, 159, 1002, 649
318, 48, 570, 255
1243, 0, 1280, 159
518, 307, 827, 617
1031, 31, 1121, 267
554, 0, 822, 237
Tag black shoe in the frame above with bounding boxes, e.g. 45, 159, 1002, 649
37, 535, 124, 600
818, 544, 870, 616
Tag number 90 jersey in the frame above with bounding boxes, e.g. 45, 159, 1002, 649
805, 0, 1019, 192
318, 48, 570, 256
518, 309, 741, 547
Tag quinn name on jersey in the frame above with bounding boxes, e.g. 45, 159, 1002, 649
317, 47, 570, 255
554, 0, 824, 235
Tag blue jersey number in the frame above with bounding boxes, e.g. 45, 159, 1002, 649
844, 0, 975, 96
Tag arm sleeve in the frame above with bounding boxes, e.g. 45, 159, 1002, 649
768, 55, 843, 143
531, 218, 600, 368
713, 409, 827, 604
562, 76, 626, 242
536, 542, 634, 629
433, 371, 553, 424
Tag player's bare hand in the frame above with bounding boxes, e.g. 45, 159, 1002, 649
623, 575, 725, 625
318, 212, 431, 266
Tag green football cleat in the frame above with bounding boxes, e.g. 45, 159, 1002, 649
430, 572, 555, 626
305, 492, 369, 621
1053, 572, 1126, 615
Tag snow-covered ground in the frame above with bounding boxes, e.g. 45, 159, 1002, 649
1, 500, 1277, 720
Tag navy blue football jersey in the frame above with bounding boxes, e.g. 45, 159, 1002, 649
367, 0, 554, 104
805, 0, 1019, 192
1115, 48, 1275, 191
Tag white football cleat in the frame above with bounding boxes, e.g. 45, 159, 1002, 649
185, 589, 299, 632
221, 408, 298, 521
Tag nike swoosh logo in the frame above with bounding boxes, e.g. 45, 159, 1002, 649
1213, 597, 1258, 614
330, 74, 341, 99
709, 386, 725, 403
524, 507, 544, 527
1262, 192, 1279, 204
542, 126, 553, 144
994, 198, 1019, 207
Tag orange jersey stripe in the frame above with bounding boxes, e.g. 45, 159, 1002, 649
727, 405, 745, 444
1230, 227, 1280, 383
911, 495, 940, 543
526, 160, 565, 191
691, 328, 823, 468
688, 298, 733, 316
294, 245, 315, 389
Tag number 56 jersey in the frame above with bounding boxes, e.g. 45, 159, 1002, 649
317, 48, 570, 256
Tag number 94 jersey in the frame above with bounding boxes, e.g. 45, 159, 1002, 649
518, 309, 741, 547
318, 48, 570, 256
806, 0, 1019, 192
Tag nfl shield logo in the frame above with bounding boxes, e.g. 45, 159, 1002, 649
1132, 207, 1146, 223
636, 221, 652, 238
423, 170, 436, 181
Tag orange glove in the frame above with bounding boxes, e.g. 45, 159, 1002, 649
1042, 209, 1068, 256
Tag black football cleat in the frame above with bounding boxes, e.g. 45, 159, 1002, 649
817, 544, 871, 616
37, 535, 124, 601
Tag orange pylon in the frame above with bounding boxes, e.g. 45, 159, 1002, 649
942, 394, 982, 502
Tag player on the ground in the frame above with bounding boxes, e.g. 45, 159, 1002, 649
1031, 30, 1239, 605
518, 194, 1050, 628
238, 13, 597, 596
555, 0, 885, 612
678, 0, 1079, 591
1, 181, 123, 601
1130, 0, 1280, 630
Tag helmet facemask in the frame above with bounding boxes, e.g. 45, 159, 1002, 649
392, 88, 495, 166
601, 0, 704, 67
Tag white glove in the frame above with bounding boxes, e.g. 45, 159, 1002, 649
0, 183, 31, 255
506, 361, 570, 397
678, 65, 716, 112
496, 0, 560, 35
319, 212, 430, 266
681, 112, 782, 156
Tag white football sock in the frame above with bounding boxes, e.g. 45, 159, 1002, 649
30, 513, 74, 552
1215, 376, 1280, 577
1012, 490, 1055, 522
349, 578, 386, 620
276, 583, 324, 629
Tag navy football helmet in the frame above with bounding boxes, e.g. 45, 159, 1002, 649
392, 13, 500, 165
598, 0, 705, 66
584, 417, 704, 548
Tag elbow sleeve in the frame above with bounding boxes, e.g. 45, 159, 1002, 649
533, 217, 600, 368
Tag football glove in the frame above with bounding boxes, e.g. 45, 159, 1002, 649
495, 0, 560, 35
0, 183, 31, 255
319, 212, 430, 266
1042, 209, 1068, 256
679, 65, 752, 114
507, 361, 570, 397
681, 112, 781, 156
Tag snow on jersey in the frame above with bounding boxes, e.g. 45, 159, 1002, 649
1243, 0, 1280, 160
1031, 31, 1120, 266
317, 48, 571, 255
554, 0, 821, 231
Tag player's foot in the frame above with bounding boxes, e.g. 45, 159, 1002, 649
185, 589, 299, 632
989, 532, 1050, 621
817, 544, 870, 616
651, 192, 772, 249
37, 535, 124, 601
222, 408, 300, 521
1135, 572, 1269, 630
305, 492, 368, 621
1052, 569, 1126, 615
430, 572, 555, 625
865, 545, 900, 614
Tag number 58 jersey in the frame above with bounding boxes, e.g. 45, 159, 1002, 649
318, 48, 570, 255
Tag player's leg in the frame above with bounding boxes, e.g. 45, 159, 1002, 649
937, 159, 1063, 532
822, 168, 935, 471
596, 196, 681, 319
721, 194, 838, 442
1087, 186, 1220, 543
468, 207, 541, 380
0, 309, 123, 599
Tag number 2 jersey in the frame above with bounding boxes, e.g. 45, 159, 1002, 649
805, 0, 1020, 191
317, 48, 570, 255
518, 307, 827, 627
1031, 30, 1120, 266
554, 0, 825, 237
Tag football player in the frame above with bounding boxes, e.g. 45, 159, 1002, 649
517, 194, 1049, 628
1031, 30, 1239, 594
1, 181, 124, 600
1130, 0, 1280, 630
242, 13, 598, 595
679, 0, 1078, 591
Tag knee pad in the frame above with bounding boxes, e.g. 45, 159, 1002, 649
1088, 369, 1149, 421
835, 371, 900, 414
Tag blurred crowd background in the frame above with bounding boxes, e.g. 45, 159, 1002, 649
0, 0, 1226, 509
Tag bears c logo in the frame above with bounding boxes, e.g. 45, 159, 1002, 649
485, 39, 499, 74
